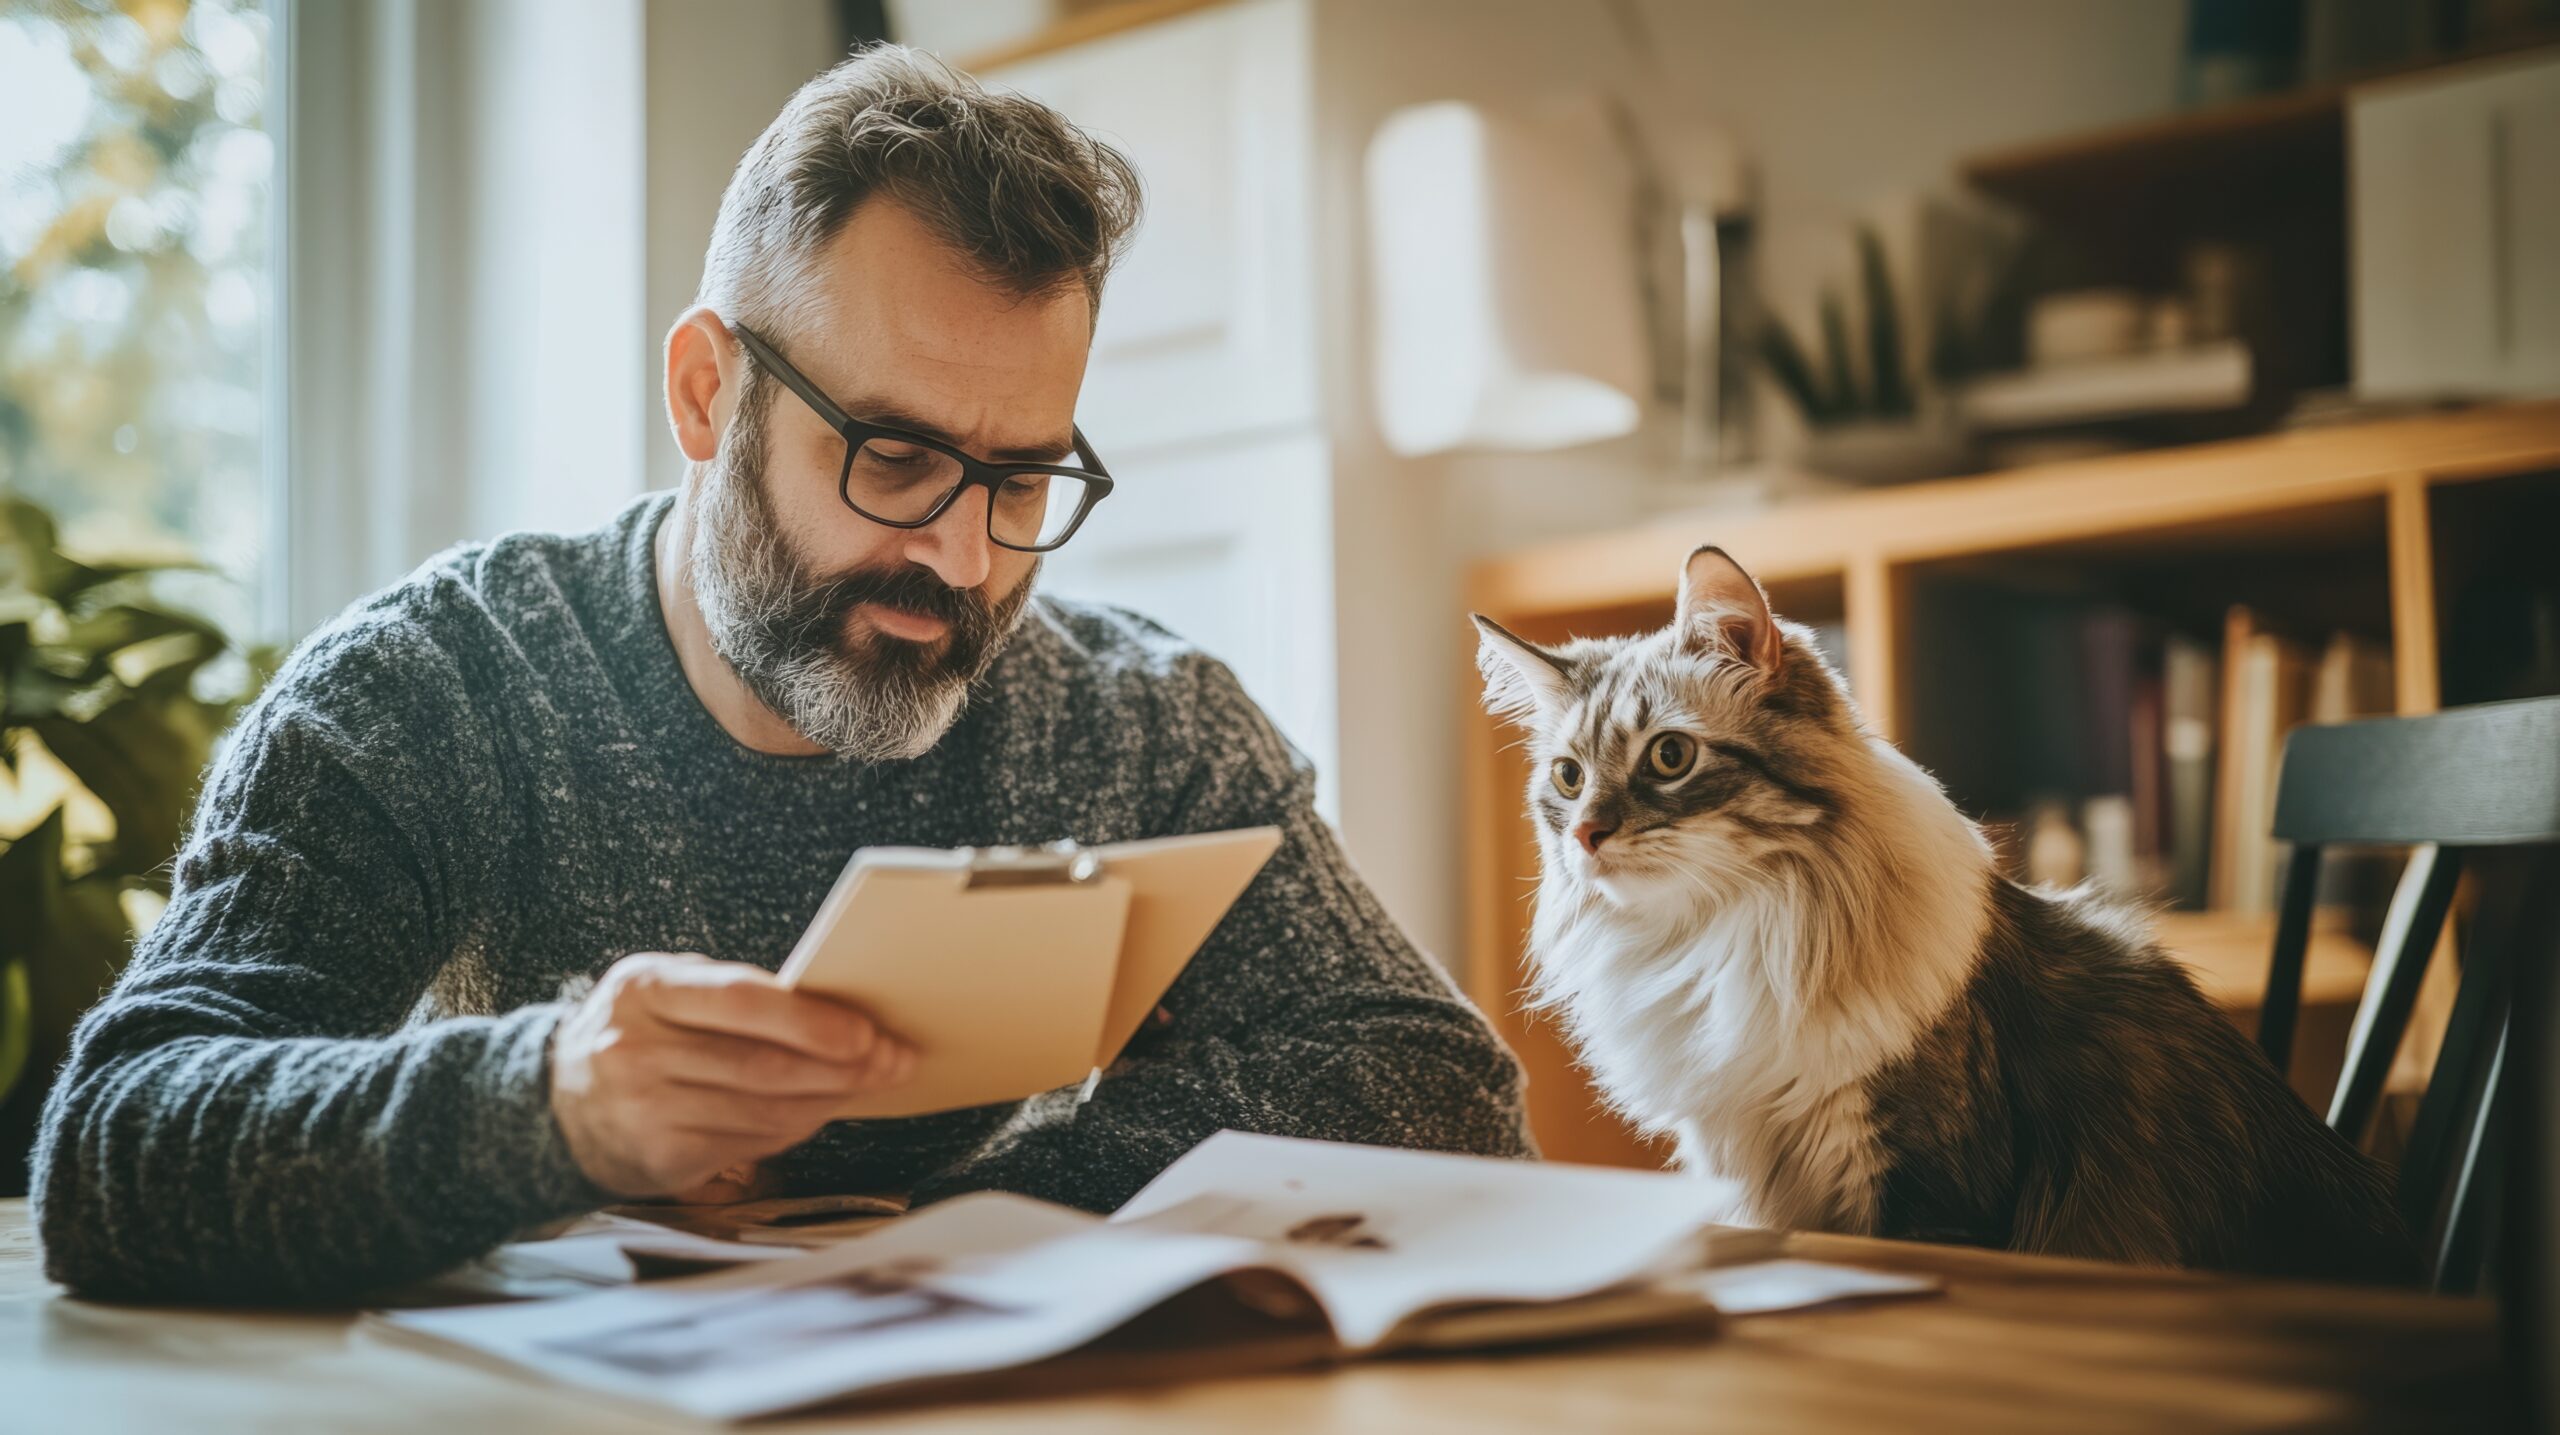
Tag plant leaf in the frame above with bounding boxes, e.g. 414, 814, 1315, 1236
59, 602, 220, 660
1, 497, 208, 605
31, 688, 220, 880
1819, 289, 1862, 419
0, 807, 136, 1081
0, 959, 29, 1109
1858, 227, 1913, 420
0, 619, 27, 741
0, 805, 67, 959
0, 498, 60, 591
1756, 321, 1834, 427
30, 874, 134, 1061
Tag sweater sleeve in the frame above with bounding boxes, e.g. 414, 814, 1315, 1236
908, 658, 1534, 1213
29, 616, 606, 1303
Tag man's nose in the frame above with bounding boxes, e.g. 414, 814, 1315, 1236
903, 484, 995, 590
1573, 818, 1616, 855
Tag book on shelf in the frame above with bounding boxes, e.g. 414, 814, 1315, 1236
2204, 611, 2393, 914
2211, 608, 2289, 912
1911, 591, 2392, 918
2309, 630, 2395, 726
2305, 630, 2399, 911
2162, 633, 2218, 910
1999, 607, 2390, 915
2128, 660, 2166, 889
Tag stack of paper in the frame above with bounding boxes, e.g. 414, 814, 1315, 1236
372, 1134, 1931, 1422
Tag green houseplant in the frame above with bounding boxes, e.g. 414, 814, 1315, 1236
1756, 221, 2031, 485
0, 497, 272, 1189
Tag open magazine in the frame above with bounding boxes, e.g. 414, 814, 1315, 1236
372, 1134, 1924, 1422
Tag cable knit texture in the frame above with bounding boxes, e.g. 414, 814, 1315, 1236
31, 494, 1532, 1303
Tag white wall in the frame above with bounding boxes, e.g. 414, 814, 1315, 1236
279, 0, 651, 635
1309, 0, 2186, 965
278, 1, 842, 637
456, 0, 649, 542
641, 0, 845, 496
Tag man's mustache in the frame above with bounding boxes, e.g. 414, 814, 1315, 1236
784, 562, 1000, 655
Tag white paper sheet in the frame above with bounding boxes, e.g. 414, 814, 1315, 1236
1113, 1131, 1746, 1348
506, 1214, 808, 1279
398, 1214, 804, 1303
1671, 1259, 1939, 1315
374, 1194, 1263, 1422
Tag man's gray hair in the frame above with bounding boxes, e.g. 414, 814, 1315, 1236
696, 43, 1144, 341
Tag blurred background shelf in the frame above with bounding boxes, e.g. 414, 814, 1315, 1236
2152, 909, 2368, 1010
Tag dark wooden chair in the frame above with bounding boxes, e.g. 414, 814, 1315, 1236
2257, 694, 2560, 1297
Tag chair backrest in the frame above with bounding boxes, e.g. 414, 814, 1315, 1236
2516, 914, 2560, 1430
2258, 694, 2560, 1297
2272, 695, 2560, 848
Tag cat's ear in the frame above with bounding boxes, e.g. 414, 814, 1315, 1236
1675, 545, 1782, 678
1472, 614, 1574, 723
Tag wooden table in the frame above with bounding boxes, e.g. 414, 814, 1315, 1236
0, 1199, 2504, 1432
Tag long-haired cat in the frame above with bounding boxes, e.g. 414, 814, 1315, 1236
1474, 545, 2416, 1283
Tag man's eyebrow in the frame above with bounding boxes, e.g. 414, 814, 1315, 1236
837, 397, 1074, 464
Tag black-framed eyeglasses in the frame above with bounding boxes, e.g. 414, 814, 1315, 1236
731, 322, 1113, 554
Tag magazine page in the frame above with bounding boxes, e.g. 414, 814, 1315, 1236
372, 1192, 1269, 1423
1111, 1132, 1744, 1349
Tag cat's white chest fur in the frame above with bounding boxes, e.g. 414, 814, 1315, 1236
1528, 741, 1993, 1236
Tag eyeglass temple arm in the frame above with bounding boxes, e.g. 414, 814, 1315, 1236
730, 323, 854, 432
1071, 427, 1110, 480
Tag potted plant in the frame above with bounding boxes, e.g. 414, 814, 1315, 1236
1758, 224, 2000, 485
0, 498, 272, 1194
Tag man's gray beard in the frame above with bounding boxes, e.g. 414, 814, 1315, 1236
684, 387, 1033, 762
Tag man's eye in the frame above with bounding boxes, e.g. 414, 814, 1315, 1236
859, 441, 934, 470
996, 474, 1050, 509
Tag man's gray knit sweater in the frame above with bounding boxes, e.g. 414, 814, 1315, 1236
31, 495, 1532, 1302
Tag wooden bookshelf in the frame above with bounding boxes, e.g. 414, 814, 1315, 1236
1958, 32, 2560, 212
1463, 401, 2560, 1168
953, 0, 1231, 73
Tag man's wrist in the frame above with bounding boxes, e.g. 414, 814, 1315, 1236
474, 1002, 617, 1220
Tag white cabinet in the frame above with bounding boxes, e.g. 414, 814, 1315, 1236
2353, 50, 2560, 400
1042, 430, 1336, 786
993, 0, 1318, 451
988, 0, 1338, 804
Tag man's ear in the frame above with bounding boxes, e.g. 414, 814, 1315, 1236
1674, 545, 1782, 678
1472, 614, 1573, 723
665, 308, 741, 465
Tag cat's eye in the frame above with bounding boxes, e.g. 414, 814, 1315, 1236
1550, 757, 1585, 798
1645, 732, 1698, 780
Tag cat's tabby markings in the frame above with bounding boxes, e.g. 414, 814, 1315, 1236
1474, 546, 2415, 1282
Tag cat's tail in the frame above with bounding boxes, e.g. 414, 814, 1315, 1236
2253, 1121, 2426, 1286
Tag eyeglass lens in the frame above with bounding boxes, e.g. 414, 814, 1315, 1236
845, 436, 1093, 550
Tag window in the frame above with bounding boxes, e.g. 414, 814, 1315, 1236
0, 0, 273, 637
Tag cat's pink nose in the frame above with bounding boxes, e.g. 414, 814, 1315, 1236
1574, 820, 1615, 855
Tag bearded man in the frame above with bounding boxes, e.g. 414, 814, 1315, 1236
33, 46, 1531, 1303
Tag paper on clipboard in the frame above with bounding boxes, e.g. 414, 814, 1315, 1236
777, 827, 1282, 1118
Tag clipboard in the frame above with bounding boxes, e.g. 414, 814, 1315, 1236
775, 826, 1284, 1118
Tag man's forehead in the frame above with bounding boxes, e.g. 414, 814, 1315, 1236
781, 202, 1093, 452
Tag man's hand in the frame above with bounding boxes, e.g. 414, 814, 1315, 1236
549, 952, 915, 1198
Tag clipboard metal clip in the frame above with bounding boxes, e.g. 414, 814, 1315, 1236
958, 840, 1108, 890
